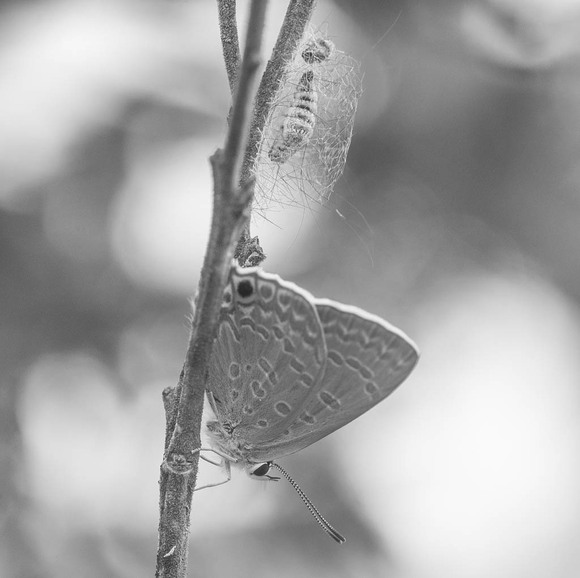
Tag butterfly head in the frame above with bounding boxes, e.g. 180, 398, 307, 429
247, 461, 280, 482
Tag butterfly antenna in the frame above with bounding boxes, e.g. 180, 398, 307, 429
270, 462, 346, 544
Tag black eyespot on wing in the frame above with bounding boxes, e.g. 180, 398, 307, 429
237, 280, 254, 299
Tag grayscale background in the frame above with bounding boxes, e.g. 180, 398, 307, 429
3, 0, 580, 576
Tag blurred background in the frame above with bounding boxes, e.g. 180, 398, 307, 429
3, 0, 580, 576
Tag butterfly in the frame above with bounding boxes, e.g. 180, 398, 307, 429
201, 265, 419, 542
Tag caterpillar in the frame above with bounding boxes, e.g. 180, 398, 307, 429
268, 39, 334, 164
255, 34, 361, 209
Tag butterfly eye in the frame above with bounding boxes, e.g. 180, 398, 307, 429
249, 462, 271, 477
248, 462, 280, 481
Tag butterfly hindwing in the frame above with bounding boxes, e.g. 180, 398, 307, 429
249, 299, 419, 462
207, 268, 327, 442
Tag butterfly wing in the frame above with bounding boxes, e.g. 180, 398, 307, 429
207, 267, 327, 442
249, 299, 419, 462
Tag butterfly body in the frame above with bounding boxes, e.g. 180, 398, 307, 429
205, 266, 419, 472
204, 413, 253, 464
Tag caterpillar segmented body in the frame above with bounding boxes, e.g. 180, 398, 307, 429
268, 39, 334, 164
268, 70, 318, 163
255, 34, 362, 209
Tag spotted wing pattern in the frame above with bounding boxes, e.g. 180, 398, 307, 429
248, 299, 419, 462
207, 267, 327, 444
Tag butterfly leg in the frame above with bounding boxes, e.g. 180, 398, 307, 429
199, 447, 223, 467
194, 458, 231, 492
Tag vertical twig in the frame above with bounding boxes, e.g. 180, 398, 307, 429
235, 0, 317, 256
156, 1, 318, 576
217, 0, 241, 95
155, 2, 268, 577
240, 0, 317, 184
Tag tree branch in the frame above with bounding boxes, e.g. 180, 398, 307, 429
217, 0, 241, 95
155, 2, 268, 577
235, 0, 317, 253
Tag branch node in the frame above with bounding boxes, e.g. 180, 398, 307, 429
235, 235, 266, 267
163, 455, 196, 476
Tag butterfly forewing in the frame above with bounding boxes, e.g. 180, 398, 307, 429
308, 300, 418, 424
207, 268, 328, 441
249, 299, 418, 462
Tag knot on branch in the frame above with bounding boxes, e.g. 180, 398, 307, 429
235, 235, 266, 267
163, 450, 199, 476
